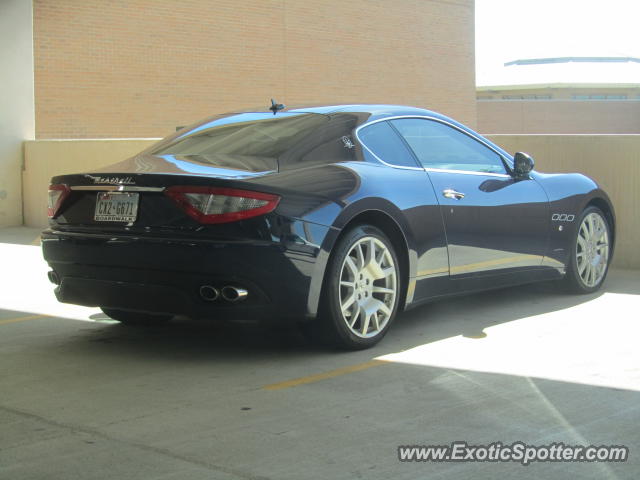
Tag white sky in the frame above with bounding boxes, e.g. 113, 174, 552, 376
475, 0, 640, 86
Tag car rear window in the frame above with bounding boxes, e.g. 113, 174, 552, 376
152, 112, 360, 171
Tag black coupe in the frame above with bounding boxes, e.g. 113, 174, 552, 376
43, 104, 614, 349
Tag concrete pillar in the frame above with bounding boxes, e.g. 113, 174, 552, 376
0, 0, 35, 227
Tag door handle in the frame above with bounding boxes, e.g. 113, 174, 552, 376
442, 189, 465, 200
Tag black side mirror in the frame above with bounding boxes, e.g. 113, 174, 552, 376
513, 152, 535, 178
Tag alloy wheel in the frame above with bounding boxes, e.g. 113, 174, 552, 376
576, 212, 610, 288
338, 236, 398, 338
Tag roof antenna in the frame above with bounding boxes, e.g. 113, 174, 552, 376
269, 98, 285, 115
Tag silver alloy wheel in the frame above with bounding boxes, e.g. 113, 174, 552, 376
576, 212, 610, 288
338, 236, 397, 338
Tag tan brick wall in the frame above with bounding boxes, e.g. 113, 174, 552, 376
478, 100, 640, 134
34, 0, 476, 139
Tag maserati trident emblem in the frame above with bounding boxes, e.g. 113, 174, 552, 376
84, 174, 135, 185
341, 136, 355, 149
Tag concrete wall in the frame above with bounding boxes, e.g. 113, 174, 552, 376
33, 0, 476, 139
24, 135, 640, 268
0, 0, 35, 227
479, 100, 640, 134
487, 135, 640, 269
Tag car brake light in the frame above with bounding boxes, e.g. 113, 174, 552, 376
165, 186, 280, 224
47, 184, 71, 218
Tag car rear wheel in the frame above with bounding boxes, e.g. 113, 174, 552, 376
100, 308, 172, 326
562, 206, 611, 293
317, 225, 401, 350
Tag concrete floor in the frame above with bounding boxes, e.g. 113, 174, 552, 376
1, 227, 639, 479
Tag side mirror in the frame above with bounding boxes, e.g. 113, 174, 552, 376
513, 152, 535, 178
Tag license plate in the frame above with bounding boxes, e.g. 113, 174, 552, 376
94, 192, 139, 223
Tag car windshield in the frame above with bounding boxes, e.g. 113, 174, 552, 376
151, 112, 360, 171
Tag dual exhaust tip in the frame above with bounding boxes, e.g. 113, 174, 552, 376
47, 270, 60, 285
199, 285, 248, 303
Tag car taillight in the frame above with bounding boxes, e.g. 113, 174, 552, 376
165, 186, 280, 224
47, 184, 71, 218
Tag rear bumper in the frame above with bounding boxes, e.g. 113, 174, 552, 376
42, 229, 324, 321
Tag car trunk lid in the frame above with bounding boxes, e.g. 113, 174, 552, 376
48, 154, 279, 235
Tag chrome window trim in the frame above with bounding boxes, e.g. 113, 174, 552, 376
424, 168, 511, 178
354, 115, 514, 173
69, 185, 165, 192
354, 119, 423, 171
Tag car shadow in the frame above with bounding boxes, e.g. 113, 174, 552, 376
46, 269, 636, 365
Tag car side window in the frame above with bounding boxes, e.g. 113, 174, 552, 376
357, 121, 420, 168
390, 118, 507, 174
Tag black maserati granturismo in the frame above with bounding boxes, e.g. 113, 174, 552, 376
43, 104, 615, 349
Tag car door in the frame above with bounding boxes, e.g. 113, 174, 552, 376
390, 117, 549, 277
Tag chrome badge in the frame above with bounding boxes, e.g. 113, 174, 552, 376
84, 174, 135, 185
552, 213, 575, 222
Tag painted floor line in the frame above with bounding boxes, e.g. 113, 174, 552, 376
263, 359, 389, 390
0, 314, 49, 326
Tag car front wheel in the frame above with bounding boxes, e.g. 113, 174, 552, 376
563, 206, 611, 293
318, 225, 401, 350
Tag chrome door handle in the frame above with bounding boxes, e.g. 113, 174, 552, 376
442, 189, 465, 200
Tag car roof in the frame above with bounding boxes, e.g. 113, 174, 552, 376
286, 104, 447, 119
233, 103, 452, 122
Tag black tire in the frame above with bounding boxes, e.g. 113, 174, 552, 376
100, 308, 172, 326
315, 224, 401, 350
562, 206, 612, 294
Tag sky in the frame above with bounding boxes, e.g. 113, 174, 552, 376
475, 0, 640, 86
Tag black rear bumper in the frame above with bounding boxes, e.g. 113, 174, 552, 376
42, 230, 320, 322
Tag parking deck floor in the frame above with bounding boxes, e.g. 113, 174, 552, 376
1, 227, 639, 479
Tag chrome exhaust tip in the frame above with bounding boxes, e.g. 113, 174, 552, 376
221, 286, 248, 302
199, 285, 220, 302
47, 270, 60, 285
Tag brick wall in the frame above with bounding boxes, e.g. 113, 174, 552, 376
34, 0, 476, 139
478, 100, 640, 134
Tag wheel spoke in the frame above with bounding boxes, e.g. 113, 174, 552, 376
372, 312, 380, 331
577, 235, 587, 250
588, 263, 595, 286
381, 267, 395, 279
366, 298, 391, 318
367, 238, 376, 266
349, 304, 361, 328
361, 312, 371, 335
377, 301, 392, 317
341, 292, 356, 313
578, 257, 588, 275
580, 223, 589, 240
372, 286, 395, 295
356, 243, 365, 270
345, 256, 358, 277
582, 263, 590, 284
586, 214, 595, 238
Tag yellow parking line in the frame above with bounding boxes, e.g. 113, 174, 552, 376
0, 314, 49, 326
263, 359, 389, 391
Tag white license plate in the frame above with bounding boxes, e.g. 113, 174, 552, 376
94, 192, 139, 223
